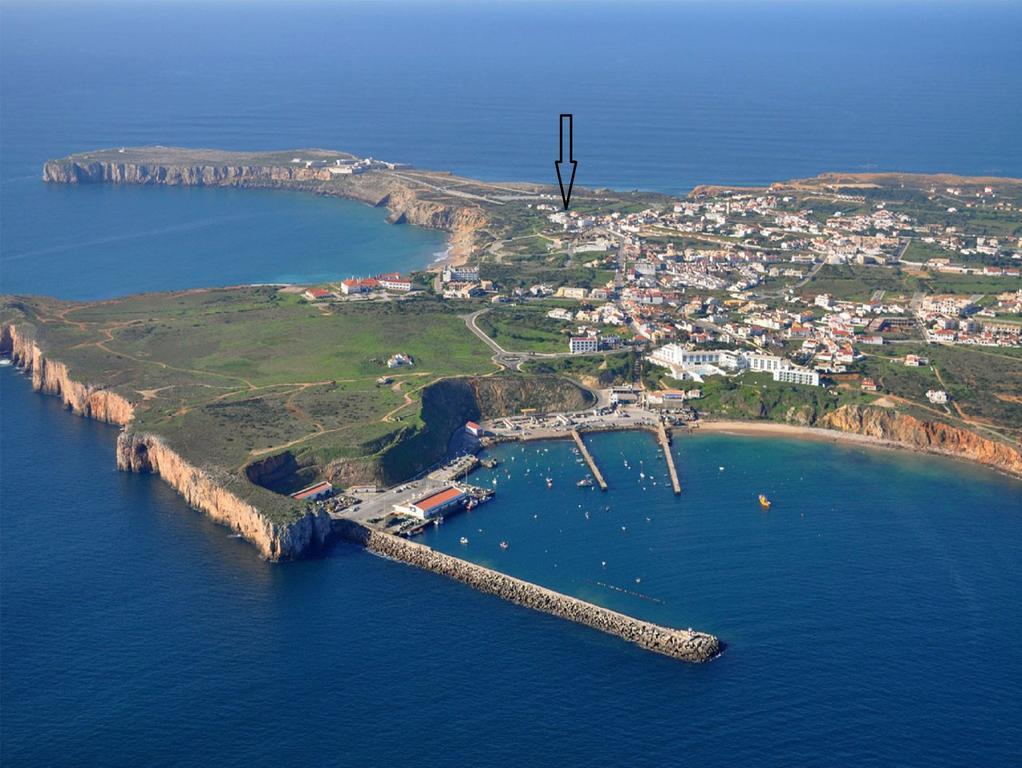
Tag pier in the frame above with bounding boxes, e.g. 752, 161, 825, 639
570, 429, 608, 491
658, 423, 681, 495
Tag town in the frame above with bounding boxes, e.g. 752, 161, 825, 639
296, 176, 1022, 421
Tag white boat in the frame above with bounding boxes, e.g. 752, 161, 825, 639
0, 359, 12, 367
460, 536, 469, 545
499, 541, 509, 550
546, 477, 553, 488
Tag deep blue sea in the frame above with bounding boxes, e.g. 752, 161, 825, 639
2, 2, 1021, 765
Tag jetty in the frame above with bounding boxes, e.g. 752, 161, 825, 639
335, 520, 721, 663
658, 422, 681, 495
570, 429, 608, 491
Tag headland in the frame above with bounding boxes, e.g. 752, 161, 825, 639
5, 145, 1022, 660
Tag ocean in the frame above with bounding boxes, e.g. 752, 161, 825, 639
1, 2, 1021, 765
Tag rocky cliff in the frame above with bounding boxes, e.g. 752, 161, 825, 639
336, 521, 722, 663
1, 322, 134, 425
820, 404, 1022, 478
42, 151, 488, 263
2, 320, 330, 561
119, 433, 331, 561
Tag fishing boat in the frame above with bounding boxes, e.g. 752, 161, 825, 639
460, 536, 469, 545
759, 494, 772, 510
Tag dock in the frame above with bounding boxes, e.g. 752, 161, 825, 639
658, 422, 681, 495
570, 429, 608, 491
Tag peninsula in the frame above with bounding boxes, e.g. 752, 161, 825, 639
5, 146, 1022, 660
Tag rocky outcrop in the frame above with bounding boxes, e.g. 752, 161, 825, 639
42, 151, 489, 264
821, 404, 1022, 478
1, 323, 134, 425
336, 521, 722, 663
118, 433, 331, 561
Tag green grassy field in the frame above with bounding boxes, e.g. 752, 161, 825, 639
475, 305, 572, 353
2, 288, 503, 520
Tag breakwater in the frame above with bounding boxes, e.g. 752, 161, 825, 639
334, 520, 722, 662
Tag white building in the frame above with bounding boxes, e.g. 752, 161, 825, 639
648, 344, 819, 385
569, 336, 600, 354
773, 367, 820, 386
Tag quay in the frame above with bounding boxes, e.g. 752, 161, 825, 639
658, 422, 682, 495
570, 429, 608, 491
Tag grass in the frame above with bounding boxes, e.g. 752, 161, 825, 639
475, 306, 572, 353
2, 287, 501, 522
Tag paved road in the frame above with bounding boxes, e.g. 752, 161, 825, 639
462, 308, 630, 372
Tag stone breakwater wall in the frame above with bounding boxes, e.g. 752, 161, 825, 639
335, 520, 722, 663
118, 433, 332, 561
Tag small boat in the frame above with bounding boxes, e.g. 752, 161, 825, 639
759, 494, 772, 510
577, 477, 594, 488
0, 359, 12, 367
719, 466, 725, 471
460, 536, 469, 545
499, 541, 509, 550
546, 477, 553, 488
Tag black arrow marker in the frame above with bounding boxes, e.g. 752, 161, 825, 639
554, 113, 577, 209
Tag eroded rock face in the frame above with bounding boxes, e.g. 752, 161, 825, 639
118, 433, 331, 561
1, 323, 134, 425
336, 521, 722, 663
821, 404, 1022, 477
3, 322, 330, 562
42, 159, 489, 262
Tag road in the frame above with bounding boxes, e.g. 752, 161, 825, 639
462, 308, 630, 372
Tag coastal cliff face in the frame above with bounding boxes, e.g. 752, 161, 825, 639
1, 323, 134, 425
42, 157, 488, 262
336, 521, 722, 663
820, 405, 1022, 478
118, 433, 332, 561
3, 321, 329, 561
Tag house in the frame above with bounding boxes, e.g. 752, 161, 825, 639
926, 389, 949, 404
377, 272, 413, 292
861, 377, 880, 392
387, 353, 414, 368
904, 354, 929, 367
302, 288, 336, 302
556, 286, 588, 300
464, 421, 483, 437
341, 278, 378, 295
